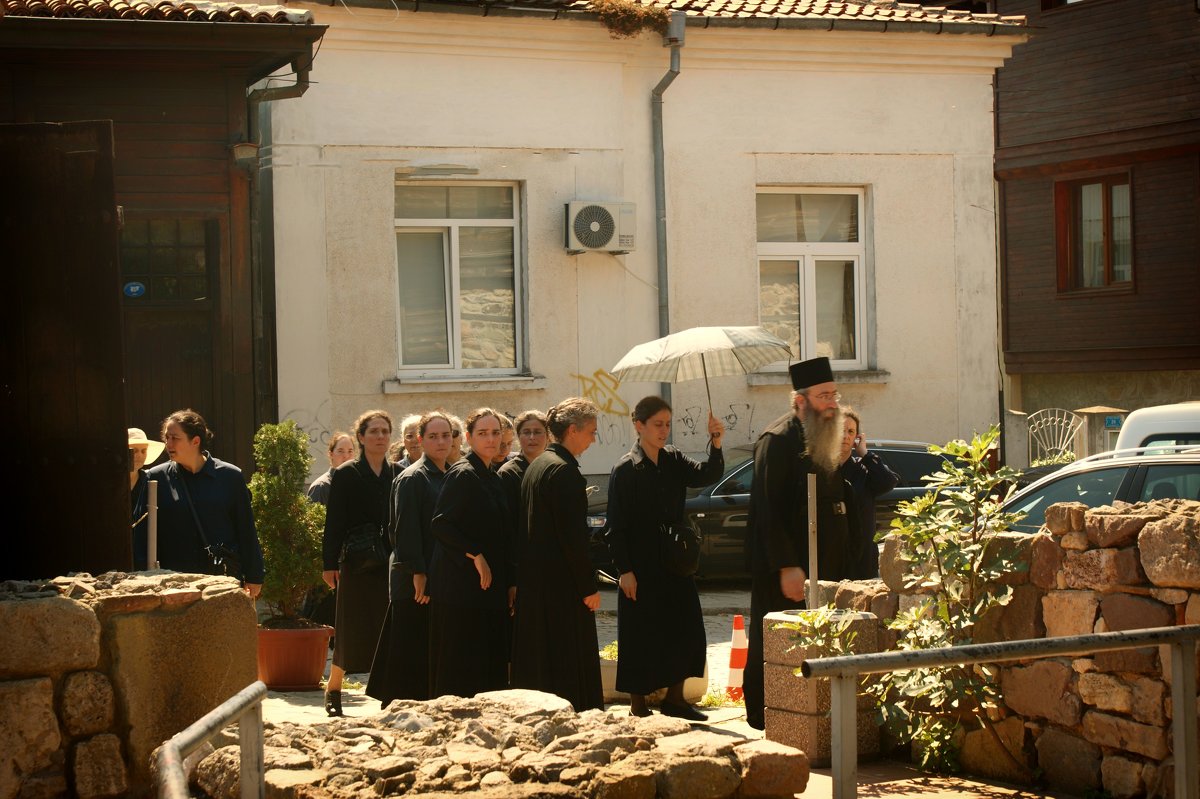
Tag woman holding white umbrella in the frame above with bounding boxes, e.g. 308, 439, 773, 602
604, 396, 724, 719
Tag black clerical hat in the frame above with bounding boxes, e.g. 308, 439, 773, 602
789, 357, 833, 391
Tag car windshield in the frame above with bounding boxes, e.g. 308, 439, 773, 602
1006, 465, 1129, 534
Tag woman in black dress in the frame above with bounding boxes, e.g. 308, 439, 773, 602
606, 396, 724, 719
428, 408, 513, 698
306, 431, 355, 507
511, 398, 604, 710
321, 409, 397, 716
840, 407, 898, 579
497, 409, 549, 533
368, 411, 455, 706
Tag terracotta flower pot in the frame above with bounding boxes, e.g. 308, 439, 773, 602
257, 625, 333, 691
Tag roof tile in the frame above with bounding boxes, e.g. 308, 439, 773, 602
2, 0, 314, 22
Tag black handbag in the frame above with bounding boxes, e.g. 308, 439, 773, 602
660, 520, 701, 578
340, 522, 389, 574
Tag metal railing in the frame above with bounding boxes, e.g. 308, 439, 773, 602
801, 625, 1200, 799
156, 680, 267, 799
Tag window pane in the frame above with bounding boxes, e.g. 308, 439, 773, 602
756, 194, 857, 243
1008, 466, 1128, 533
395, 186, 449, 219
458, 227, 515, 369
449, 187, 513, 219
150, 220, 176, 246
759, 260, 800, 358
1111, 183, 1131, 283
396, 232, 450, 365
815, 259, 856, 360
1077, 183, 1104, 288
1139, 465, 1200, 503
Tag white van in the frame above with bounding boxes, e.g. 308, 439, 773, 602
1113, 402, 1200, 451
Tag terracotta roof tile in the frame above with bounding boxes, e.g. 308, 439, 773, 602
2, 0, 313, 22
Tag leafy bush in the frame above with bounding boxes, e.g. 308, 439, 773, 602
866, 426, 1028, 775
249, 420, 326, 624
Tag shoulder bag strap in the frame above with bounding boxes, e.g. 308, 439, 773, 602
173, 464, 211, 550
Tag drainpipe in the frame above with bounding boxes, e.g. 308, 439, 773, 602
652, 11, 685, 409
244, 55, 314, 427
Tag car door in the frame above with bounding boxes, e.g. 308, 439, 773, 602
1006, 465, 1136, 533
1126, 462, 1200, 503
690, 459, 753, 577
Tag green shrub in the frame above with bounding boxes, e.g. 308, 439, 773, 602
249, 420, 326, 624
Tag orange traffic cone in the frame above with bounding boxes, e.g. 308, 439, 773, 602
726, 614, 748, 701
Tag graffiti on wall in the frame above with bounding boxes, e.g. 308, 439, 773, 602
280, 399, 333, 449
676, 402, 760, 445
572, 369, 630, 418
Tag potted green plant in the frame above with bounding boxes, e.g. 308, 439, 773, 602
249, 420, 331, 690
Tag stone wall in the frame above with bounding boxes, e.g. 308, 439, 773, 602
0, 572, 257, 799
822, 498, 1200, 798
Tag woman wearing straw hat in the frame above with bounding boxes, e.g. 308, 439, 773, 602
129, 427, 165, 570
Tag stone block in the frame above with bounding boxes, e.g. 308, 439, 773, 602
1063, 547, 1144, 589
878, 536, 908, 593
71, 734, 127, 799
108, 587, 257, 794
1002, 660, 1081, 726
1061, 531, 1089, 551
1130, 677, 1166, 726
1102, 755, 1146, 799
1045, 502, 1084, 535
733, 738, 809, 799
959, 716, 1029, 785
0, 596, 100, 678
1034, 727, 1101, 794
1081, 711, 1168, 760
764, 707, 878, 768
593, 763, 655, 799
265, 768, 327, 799
897, 593, 931, 618
1095, 647, 1159, 676
0, 678, 61, 799
1086, 509, 1157, 548
1042, 590, 1099, 638
1100, 593, 1174, 633
1186, 594, 1200, 624
1077, 672, 1132, 713
982, 532, 1032, 586
1150, 588, 1188, 606
1029, 533, 1063, 590
91, 592, 162, 621
763, 664, 872, 714
869, 591, 898, 624
61, 671, 115, 738
975, 583, 1045, 645
1139, 514, 1200, 588
761, 610, 876, 669
833, 580, 888, 613
655, 757, 740, 799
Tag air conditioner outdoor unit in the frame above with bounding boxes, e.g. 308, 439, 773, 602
565, 201, 636, 254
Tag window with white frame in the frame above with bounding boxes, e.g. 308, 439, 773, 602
756, 188, 866, 370
393, 182, 522, 374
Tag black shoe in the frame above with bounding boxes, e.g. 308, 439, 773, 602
630, 705, 652, 718
660, 701, 706, 722
324, 690, 343, 717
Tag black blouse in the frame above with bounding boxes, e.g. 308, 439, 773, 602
429, 451, 514, 606
322, 455, 398, 571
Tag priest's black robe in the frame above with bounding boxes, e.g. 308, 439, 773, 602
511, 444, 603, 711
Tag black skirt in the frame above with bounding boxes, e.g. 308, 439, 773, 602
332, 563, 389, 674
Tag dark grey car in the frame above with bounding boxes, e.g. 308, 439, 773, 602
588, 441, 944, 580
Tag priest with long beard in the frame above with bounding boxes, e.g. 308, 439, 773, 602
742, 355, 856, 730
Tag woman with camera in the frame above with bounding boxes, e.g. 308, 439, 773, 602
605, 397, 724, 719
839, 407, 898, 580
321, 409, 397, 716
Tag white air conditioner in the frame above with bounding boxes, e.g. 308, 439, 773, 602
565, 201, 636, 254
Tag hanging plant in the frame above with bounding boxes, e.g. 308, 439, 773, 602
590, 0, 671, 39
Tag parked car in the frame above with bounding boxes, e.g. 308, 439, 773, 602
1113, 402, 1200, 452
1003, 447, 1200, 534
587, 440, 945, 580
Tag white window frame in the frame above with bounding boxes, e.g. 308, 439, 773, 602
756, 187, 868, 371
393, 181, 524, 377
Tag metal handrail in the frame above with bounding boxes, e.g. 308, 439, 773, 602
156, 680, 267, 799
800, 625, 1200, 799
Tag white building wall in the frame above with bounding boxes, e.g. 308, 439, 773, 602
269, 7, 1020, 476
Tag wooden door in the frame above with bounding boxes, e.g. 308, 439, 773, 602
0, 121, 130, 579
119, 216, 220, 448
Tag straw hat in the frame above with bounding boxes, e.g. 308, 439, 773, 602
127, 428, 165, 465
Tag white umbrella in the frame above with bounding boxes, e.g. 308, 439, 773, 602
610, 326, 792, 409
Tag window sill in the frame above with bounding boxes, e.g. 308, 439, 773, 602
747, 369, 891, 387
382, 373, 548, 394
1056, 285, 1135, 299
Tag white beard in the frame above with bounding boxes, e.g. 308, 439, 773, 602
804, 404, 845, 476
